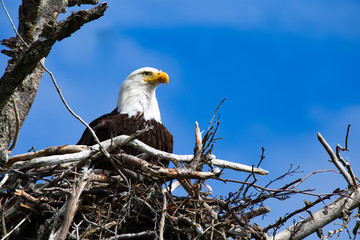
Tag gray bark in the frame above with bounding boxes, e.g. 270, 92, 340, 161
0, 0, 108, 164
273, 188, 360, 240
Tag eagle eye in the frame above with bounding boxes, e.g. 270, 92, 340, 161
142, 71, 152, 76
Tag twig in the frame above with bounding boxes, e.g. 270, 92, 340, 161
15, 189, 56, 212
336, 144, 357, 188
345, 124, 351, 150
203, 99, 225, 156
263, 191, 335, 232
0, 174, 9, 188
292, 169, 338, 189
257, 147, 265, 168
173, 124, 219, 221
244, 206, 271, 219
42, 65, 110, 160
81, 214, 116, 236
53, 169, 91, 240
317, 132, 353, 186
0, 214, 30, 240
114, 153, 215, 180
104, 230, 156, 240
159, 183, 167, 240
0, 0, 28, 47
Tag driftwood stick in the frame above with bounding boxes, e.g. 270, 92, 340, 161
5, 145, 87, 168
159, 183, 167, 240
115, 153, 215, 179
53, 170, 90, 240
9, 135, 269, 175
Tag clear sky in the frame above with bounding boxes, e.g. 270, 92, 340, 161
1, 0, 360, 236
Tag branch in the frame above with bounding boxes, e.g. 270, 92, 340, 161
114, 153, 215, 180
0, 3, 108, 110
0, 214, 30, 240
4, 145, 86, 168
159, 184, 167, 240
273, 188, 360, 240
105, 231, 156, 240
53, 169, 91, 240
0, 1, 108, 163
9, 135, 269, 175
188, 121, 203, 170
317, 132, 353, 186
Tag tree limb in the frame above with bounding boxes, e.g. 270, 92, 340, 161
317, 132, 353, 186
0, 1, 108, 164
273, 188, 360, 240
8, 134, 269, 175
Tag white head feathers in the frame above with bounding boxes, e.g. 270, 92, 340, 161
116, 67, 169, 123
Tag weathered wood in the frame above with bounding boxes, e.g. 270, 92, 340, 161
0, 1, 108, 164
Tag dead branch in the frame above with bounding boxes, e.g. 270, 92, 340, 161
114, 153, 215, 180
4, 145, 86, 168
317, 132, 353, 186
53, 169, 91, 240
8, 135, 269, 175
0, 1, 108, 164
273, 188, 360, 240
188, 121, 203, 170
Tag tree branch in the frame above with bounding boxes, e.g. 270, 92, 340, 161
317, 132, 353, 186
8, 134, 269, 175
273, 188, 360, 240
0, 1, 108, 163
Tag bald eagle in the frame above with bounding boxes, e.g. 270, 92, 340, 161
77, 67, 173, 167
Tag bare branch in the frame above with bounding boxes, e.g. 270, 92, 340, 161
273, 188, 360, 240
188, 121, 203, 170
0, 1, 108, 164
53, 169, 91, 240
159, 184, 167, 240
9, 135, 269, 175
317, 132, 353, 186
0, 214, 30, 240
114, 153, 215, 180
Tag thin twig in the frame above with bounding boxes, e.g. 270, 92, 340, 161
0, 214, 30, 240
42, 65, 111, 159
345, 124, 351, 150
0, 0, 29, 48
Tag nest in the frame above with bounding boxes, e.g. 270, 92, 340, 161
0, 155, 269, 240
1, 121, 270, 239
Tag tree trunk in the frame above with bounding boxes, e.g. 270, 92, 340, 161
0, 0, 108, 164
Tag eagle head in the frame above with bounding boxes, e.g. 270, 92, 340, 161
116, 67, 169, 123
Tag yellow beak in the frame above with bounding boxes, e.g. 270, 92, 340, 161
144, 71, 169, 85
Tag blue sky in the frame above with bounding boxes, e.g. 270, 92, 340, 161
2, 0, 360, 236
